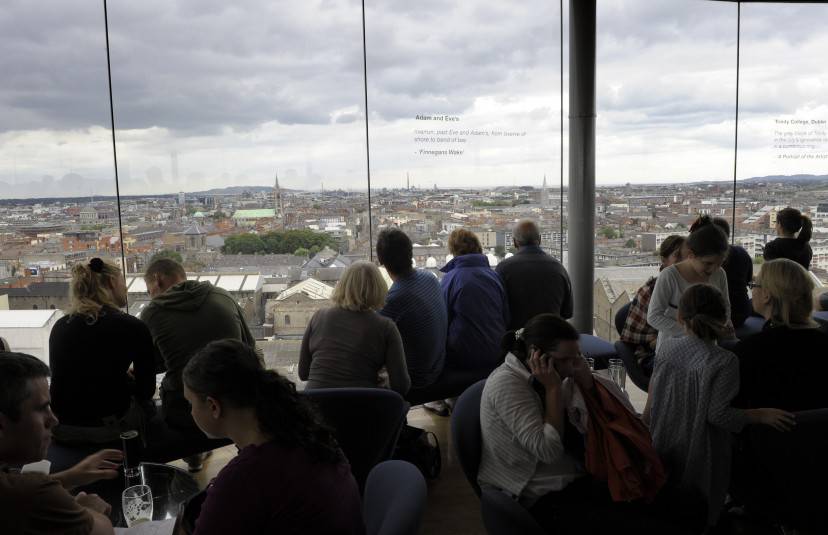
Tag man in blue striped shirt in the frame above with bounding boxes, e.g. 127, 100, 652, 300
376, 229, 447, 390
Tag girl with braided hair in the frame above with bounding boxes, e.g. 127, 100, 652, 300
645, 283, 794, 527
182, 339, 364, 535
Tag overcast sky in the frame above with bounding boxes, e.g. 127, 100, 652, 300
1, 0, 827, 198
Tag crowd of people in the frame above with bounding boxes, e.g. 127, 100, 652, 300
1, 210, 827, 534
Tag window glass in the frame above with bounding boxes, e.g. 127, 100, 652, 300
108, 1, 367, 374
0, 2, 119, 364
365, 0, 565, 268
593, 0, 738, 340
738, 3, 828, 289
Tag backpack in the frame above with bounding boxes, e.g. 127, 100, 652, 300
393, 425, 441, 480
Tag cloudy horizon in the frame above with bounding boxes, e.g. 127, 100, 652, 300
1, 0, 827, 199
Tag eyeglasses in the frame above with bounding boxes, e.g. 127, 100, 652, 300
747, 281, 761, 289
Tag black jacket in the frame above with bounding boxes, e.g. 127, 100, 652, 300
495, 245, 573, 330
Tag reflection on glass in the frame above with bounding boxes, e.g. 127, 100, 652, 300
365, 0, 565, 261
738, 4, 828, 287
592, 0, 738, 339
0, 1, 119, 362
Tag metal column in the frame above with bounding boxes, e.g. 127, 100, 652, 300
568, 0, 597, 333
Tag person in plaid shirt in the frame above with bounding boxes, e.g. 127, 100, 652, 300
621, 235, 686, 371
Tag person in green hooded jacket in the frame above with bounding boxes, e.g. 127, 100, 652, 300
142, 258, 256, 429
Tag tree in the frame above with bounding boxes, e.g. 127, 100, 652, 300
223, 234, 266, 254
624, 239, 637, 249
149, 249, 183, 265
599, 226, 618, 240
494, 245, 506, 258
294, 247, 309, 257
308, 245, 321, 257
223, 230, 336, 255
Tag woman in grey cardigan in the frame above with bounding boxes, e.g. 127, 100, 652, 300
298, 261, 410, 395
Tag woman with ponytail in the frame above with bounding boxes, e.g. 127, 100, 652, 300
763, 207, 813, 269
49, 258, 156, 444
646, 283, 794, 527
182, 339, 364, 535
479, 314, 672, 534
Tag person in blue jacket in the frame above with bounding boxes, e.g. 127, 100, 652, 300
441, 229, 510, 371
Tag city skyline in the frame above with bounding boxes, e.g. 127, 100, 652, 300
1, 1, 827, 195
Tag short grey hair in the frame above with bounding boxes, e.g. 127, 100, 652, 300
513, 220, 541, 246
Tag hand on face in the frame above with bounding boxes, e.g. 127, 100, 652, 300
528, 349, 561, 390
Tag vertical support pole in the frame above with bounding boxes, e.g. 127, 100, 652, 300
568, 0, 597, 333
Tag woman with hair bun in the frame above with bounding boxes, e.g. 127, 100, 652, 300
646, 283, 794, 527
183, 339, 365, 535
763, 207, 813, 270
49, 258, 156, 444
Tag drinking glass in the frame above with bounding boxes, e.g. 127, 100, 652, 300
120, 430, 142, 485
608, 358, 626, 391
122, 485, 153, 527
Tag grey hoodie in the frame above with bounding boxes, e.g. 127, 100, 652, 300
142, 280, 256, 392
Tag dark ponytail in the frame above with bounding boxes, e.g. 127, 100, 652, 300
183, 339, 342, 464
500, 313, 579, 362
679, 284, 729, 342
799, 215, 813, 243
777, 207, 812, 243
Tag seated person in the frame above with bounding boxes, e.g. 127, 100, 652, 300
49, 258, 156, 444
376, 228, 447, 390
648, 218, 733, 353
441, 229, 509, 371
620, 235, 685, 372
646, 284, 793, 528
299, 261, 410, 395
479, 314, 671, 534
734, 258, 828, 411
182, 339, 365, 535
142, 258, 257, 430
1, 351, 125, 535
496, 219, 573, 328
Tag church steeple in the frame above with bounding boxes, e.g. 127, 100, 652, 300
273, 172, 285, 228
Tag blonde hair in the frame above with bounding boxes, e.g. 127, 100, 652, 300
757, 258, 816, 328
67, 258, 123, 323
332, 261, 387, 312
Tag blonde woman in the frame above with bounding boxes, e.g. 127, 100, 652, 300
298, 261, 410, 394
49, 258, 156, 444
734, 258, 828, 411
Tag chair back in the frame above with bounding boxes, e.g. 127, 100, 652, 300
303, 388, 408, 492
480, 487, 546, 535
363, 460, 427, 535
736, 407, 828, 531
614, 301, 632, 337
450, 380, 486, 497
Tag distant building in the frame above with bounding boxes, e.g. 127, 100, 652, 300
0, 282, 70, 311
267, 278, 333, 337
0, 309, 63, 365
183, 223, 207, 250
232, 208, 276, 228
